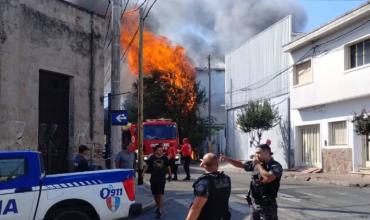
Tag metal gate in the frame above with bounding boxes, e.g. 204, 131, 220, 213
38, 71, 70, 174
301, 125, 321, 167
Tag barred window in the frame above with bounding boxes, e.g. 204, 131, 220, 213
329, 121, 347, 146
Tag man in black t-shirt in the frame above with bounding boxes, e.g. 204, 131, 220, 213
145, 144, 171, 219
221, 144, 283, 220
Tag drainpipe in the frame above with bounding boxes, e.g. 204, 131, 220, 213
89, 13, 95, 141
288, 97, 291, 169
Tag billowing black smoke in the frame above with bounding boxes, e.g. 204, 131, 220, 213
147, 0, 307, 66
65, 0, 307, 66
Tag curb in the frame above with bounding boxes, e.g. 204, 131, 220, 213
284, 174, 370, 188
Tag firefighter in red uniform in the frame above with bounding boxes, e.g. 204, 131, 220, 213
181, 138, 192, 180
167, 143, 178, 180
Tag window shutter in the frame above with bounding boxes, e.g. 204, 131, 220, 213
295, 60, 312, 85
330, 121, 347, 145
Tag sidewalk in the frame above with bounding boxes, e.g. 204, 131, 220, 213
216, 163, 370, 188
135, 184, 156, 212
283, 171, 370, 188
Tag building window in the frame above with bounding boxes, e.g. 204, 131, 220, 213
294, 60, 312, 86
329, 121, 347, 146
350, 39, 370, 68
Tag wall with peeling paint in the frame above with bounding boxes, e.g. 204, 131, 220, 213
0, 0, 105, 169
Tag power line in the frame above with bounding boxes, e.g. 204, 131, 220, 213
226, 92, 289, 111
120, 0, 130, 21
104, 62, 112, 84
105, 0, 130, 50
226, 19, 370, 96
246, 47, 313, 91
120, 26, 139, 62
104, 0, 158, 86
225, 47, 312, 95
127, 0, 149, 13
317, 19, 370, 48
133, 0, 140, 7
104, 0, 111, 19
105, 0, 132, 86
302, 0, 365, 1
119, 0, 158, 62
135, 0, 149, 11
143, 0, 158, 21
103, 0, 112, 50
104, 17, 111, 49
142, 0, 150, 14
226, 17, 370, 111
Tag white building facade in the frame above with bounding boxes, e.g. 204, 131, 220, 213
225, 16, 294, 169
284, 3, 370, 174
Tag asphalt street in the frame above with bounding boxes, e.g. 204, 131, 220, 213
131, 164, 370, 220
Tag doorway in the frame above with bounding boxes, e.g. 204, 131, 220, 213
38, 70, 70, 174
300, 125, 321, 167
366, 134, 370, 168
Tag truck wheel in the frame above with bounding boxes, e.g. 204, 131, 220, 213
53, 208, 93, 220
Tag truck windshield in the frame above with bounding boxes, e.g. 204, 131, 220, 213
144, 124, 177, 140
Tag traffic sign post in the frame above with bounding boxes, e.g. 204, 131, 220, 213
111, 110, 128, 126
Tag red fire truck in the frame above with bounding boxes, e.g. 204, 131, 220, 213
124, 119, 181, 163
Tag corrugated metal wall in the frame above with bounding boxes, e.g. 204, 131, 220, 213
225, 16, 292, 168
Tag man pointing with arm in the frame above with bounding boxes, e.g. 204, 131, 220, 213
220, 144, 282, 220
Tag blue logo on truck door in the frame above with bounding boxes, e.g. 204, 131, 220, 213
100, 185, 122, 212
0, 199, 18, 215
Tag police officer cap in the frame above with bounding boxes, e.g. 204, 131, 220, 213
78, 144, 89, 153
256, 144, 273, 155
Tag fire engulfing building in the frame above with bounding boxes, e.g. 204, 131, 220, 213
0, 0, 105, 173
225, 16, 294, 169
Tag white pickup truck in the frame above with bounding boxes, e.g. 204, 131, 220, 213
0, 151, 141, 220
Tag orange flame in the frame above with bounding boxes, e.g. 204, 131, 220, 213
120, 13, 196, 114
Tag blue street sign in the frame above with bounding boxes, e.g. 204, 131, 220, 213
111, 110, 128, 126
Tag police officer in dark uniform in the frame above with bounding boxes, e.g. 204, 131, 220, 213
73, 145, 92, 172
186, 153, 231, 220
221, 144, 283, 220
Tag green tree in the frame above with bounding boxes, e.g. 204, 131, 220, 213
125, 71, 209, 150
237, 100, 279, 147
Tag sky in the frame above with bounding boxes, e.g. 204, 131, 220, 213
299, 0, 368, 32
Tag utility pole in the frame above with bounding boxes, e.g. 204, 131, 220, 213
226, 78, 232, 156
106, 93, 112, 168
208, 54, 211, 153
137, 8, 144, 185
110, 0, 122, 168
287, 97, 291, 169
